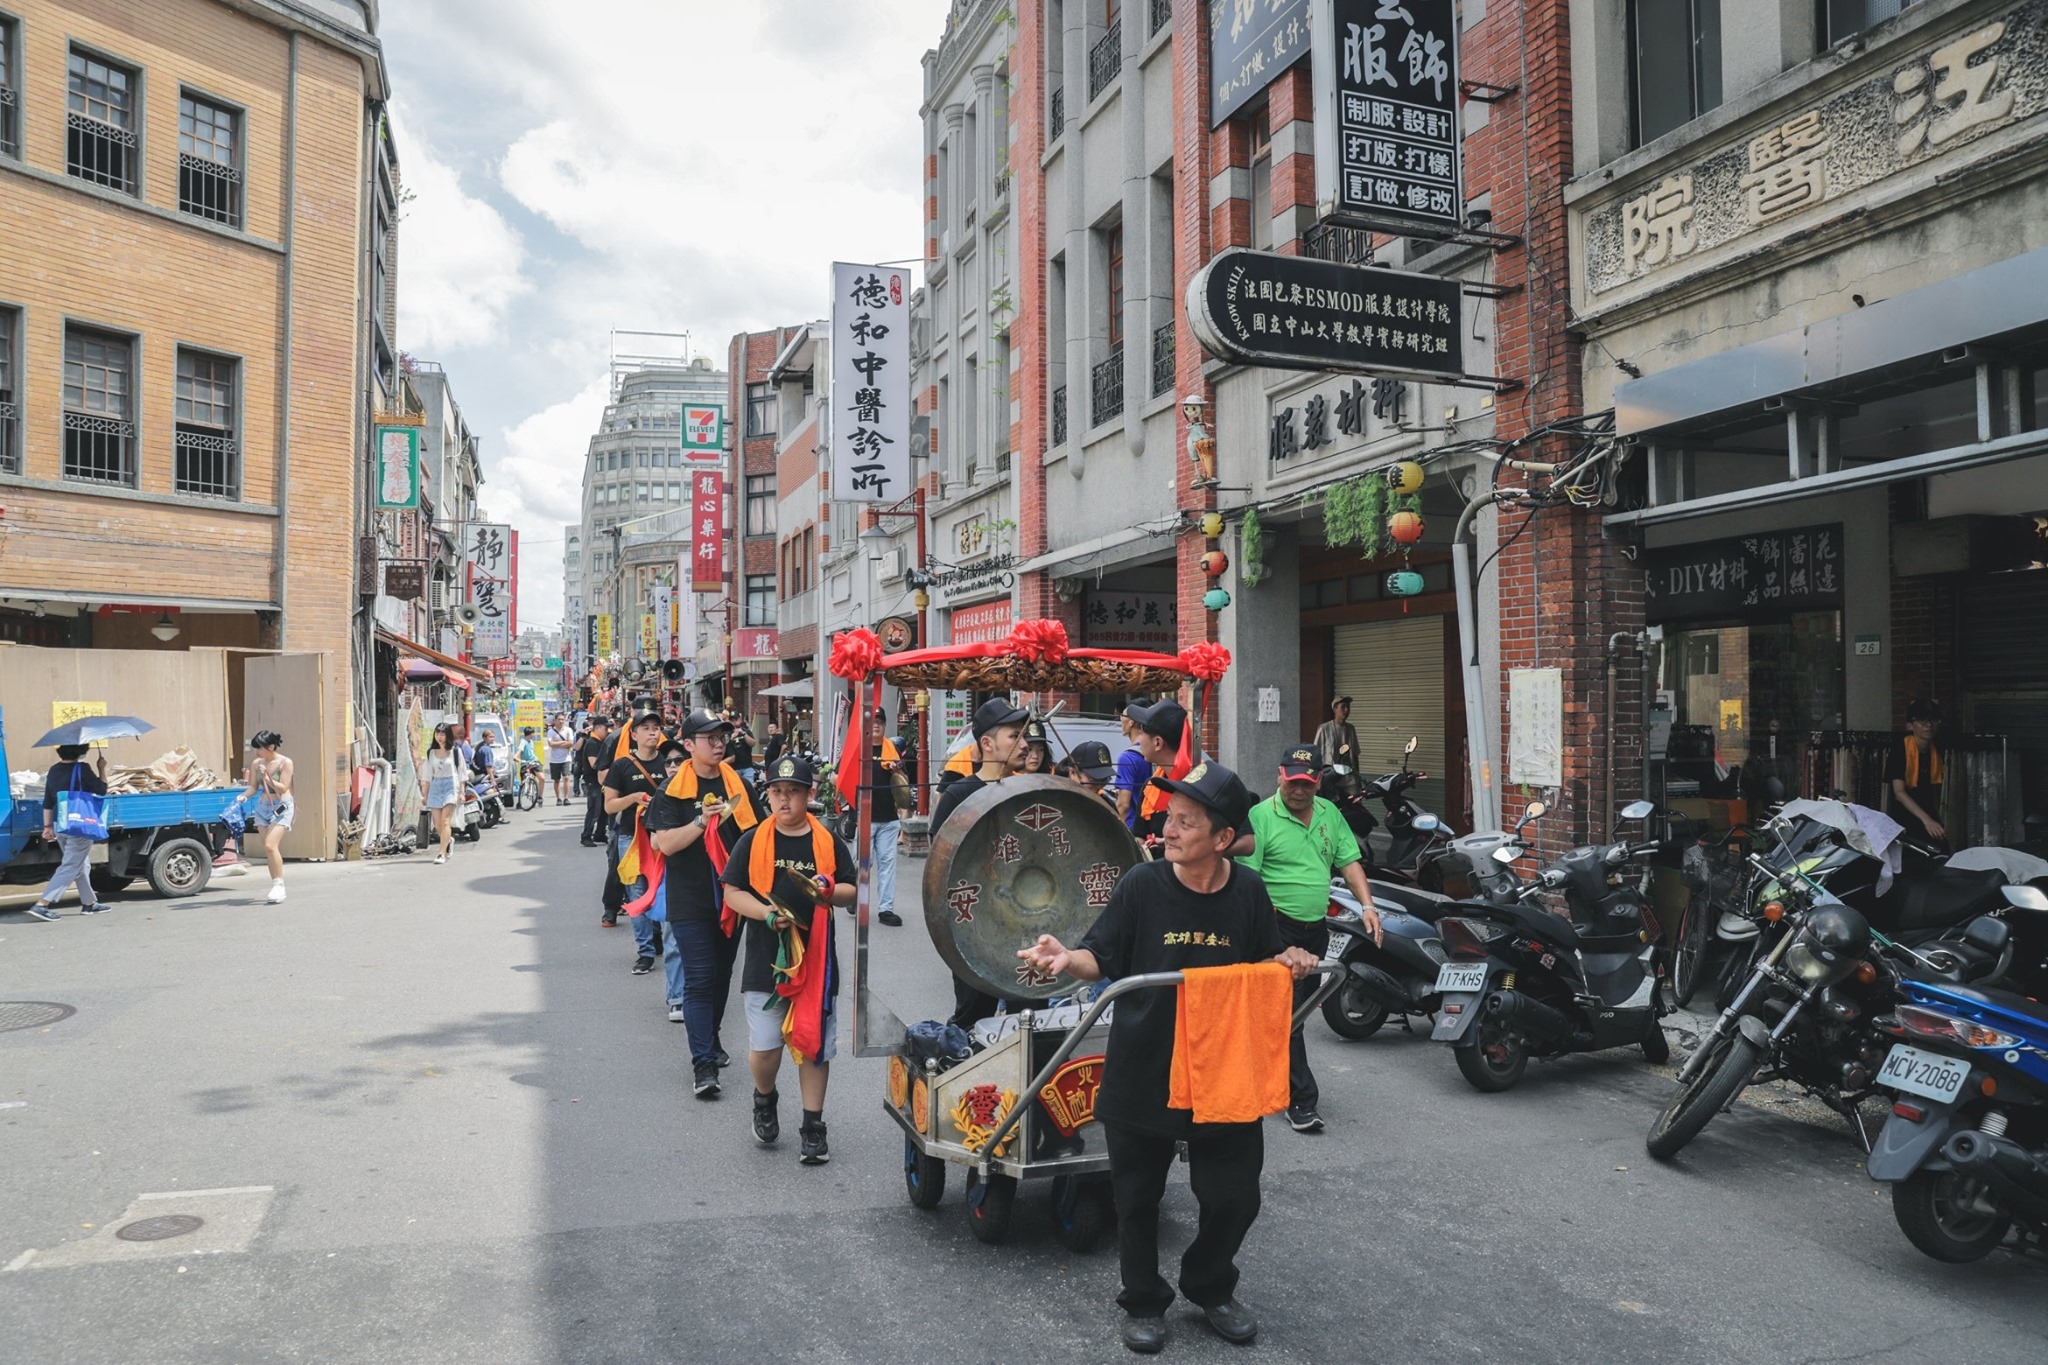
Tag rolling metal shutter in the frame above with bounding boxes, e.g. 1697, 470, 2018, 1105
1332, 615, 1447, 820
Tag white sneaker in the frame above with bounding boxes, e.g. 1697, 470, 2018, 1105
433, 854, 447, 865
266, 882, 287, 904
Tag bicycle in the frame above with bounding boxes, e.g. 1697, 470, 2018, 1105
516, 763, 545, 812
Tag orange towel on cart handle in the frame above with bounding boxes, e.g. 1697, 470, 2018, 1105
1167, 962, 1294, 1124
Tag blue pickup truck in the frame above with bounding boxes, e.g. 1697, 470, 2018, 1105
1, 708, 244, 899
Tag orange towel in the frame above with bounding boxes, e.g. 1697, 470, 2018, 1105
1167, 962, 1294, 1124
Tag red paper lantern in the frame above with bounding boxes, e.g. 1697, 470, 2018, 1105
1200, 550, 1229, 577
1388, 510, 1426, 545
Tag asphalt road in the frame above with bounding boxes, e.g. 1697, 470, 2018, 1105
3, 802, 2046, 1364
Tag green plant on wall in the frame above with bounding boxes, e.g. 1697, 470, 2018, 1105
1323, 474, 1389, 560
1240, 507, 1267, 587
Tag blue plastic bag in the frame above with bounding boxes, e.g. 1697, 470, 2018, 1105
54, 766, 108, 840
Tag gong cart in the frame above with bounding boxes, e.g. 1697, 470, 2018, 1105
823, 621, 1340, 1248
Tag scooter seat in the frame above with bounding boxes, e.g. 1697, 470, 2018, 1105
1869, 867, 2007, 934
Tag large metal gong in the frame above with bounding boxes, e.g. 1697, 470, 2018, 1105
922, 774, 1142, 1001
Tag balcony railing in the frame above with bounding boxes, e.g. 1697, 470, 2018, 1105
0, 398, 17, 473
67, 111, 136, 194
174, 426, 240, 499
62, 410, 135, 485
1049, 86, 1065, 140
1052, 385, 1068, 447
1151, 322, 1175, 398
1091, 343, 1125, 426
1302, 221, 1376, 265
1150, 0, 1171, 35
1089, 21, 1123, 100
0, 86, 17, 158
178, 152, 241, 228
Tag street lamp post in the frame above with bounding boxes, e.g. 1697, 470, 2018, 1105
858, 485, 928, 814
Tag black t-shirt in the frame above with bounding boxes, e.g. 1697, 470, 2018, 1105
42, 760, 108, 814
603, 751, 663, 838
644, 775, 764, 923
930, 772, 991, 838
728, 730, 755, 768
1887, 735, 1943, 824
870, 758, 900, 824
578, 735, 611, 781
722, 824, 857, 995
1076, 859, 1287, 1137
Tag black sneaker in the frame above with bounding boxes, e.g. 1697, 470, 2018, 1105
693, 1063, 721, 1099
878, 909, 903, 927
713, 1049, 731, 1068
798, 1118, 829, 1165
79, 903, 111, 915
600, 912, 618, 927
632, 956, 655, 975
752, 1089, 780, 1145
1287, 1105, 1325, 1134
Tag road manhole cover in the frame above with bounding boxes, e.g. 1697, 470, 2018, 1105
0, 1002, 76, 1034
115, 1215, 205, 1242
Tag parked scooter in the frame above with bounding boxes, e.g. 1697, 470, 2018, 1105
1324, 737, 1452, 886
1867, 887, 2048, 1262
1431, 800, 1670, 1092
470, 771, 506, 830
1319, 863, 1453, 1040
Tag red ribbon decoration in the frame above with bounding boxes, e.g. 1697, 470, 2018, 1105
1005, 618, 1070, 663
1177, 642, 1233, 683
829, 627, 884, 679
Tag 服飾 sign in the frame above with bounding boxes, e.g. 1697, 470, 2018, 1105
1210, 0, 1312, 127
374, 425, 421, 510
1645, 524, 1844, 623
691, 471, 723, 592
830, 262, 910, 502
1188, 247, 1464, 382
1312, 0, 1463, 233
682, 403, 725, 462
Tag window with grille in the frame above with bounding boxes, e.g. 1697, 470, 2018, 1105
744, 574, 776, 627
67, 49, 137, 194
63, 328, 136, 485
0, 306, 17, 473
1, 18, 19, 159
174, 348, 239, 498
178, 93, 241, 227
745, 474, 775, 536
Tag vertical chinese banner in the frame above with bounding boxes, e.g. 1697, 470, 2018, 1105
654, 583, 673, 661
639, 612, 656, 659
829, 262, 910, 502
691, 470, 723, 592
596, 615, 614, 656
508, 530, 520, 641
465, 523, 514, 659
671, 556, 689, 661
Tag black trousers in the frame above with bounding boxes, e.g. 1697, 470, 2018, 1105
949, 976, 1030, 1031
601, 830, 625, 915
582, 785, 608, 842
1104, 1119, 1264, 1317
1275, 916, 1330, 1112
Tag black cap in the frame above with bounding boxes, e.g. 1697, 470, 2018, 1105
1149, 759, 1254, 838
1906, 698, 1941, 723
1022, 718, 1049, 744
764, 753, 815, 788
679, 709, 734, 740
1127, 698, 1187, 746
1067, 741, 1115, 782
971, 697, 1030, 739
1278, 744, 1321, 781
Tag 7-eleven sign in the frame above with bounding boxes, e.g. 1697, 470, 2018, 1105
682, 403, 725, 462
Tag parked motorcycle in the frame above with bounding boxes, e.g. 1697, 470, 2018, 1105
1430, 800, 1670, 1092
470, 772, 506, 830
1319, 866, 1453, 1040
1867, 887, 2048, 1262
1645, 856, 2014, 1160
1324, 737, 1453, 886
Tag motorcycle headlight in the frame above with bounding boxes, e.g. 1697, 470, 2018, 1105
1783, 902, 1870, 986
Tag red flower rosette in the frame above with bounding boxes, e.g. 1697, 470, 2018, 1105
829, 628, 885, 679
1004, 618, 1070, 664
1177, 641, 1232, 682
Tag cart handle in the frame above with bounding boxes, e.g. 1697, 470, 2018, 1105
974, 964, 1346, 1168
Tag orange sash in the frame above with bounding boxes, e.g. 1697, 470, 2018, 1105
748, 815, 836, 900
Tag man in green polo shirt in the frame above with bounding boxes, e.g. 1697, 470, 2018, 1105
1244, 744, 1381, 1133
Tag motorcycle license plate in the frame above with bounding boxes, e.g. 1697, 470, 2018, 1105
1878, 1044, 1969, 1104
1435, 963, 1490, 994
1322, 931, 1350, 963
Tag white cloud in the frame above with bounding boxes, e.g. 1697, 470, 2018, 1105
483, 372, 611, 629
392, 112, 531, 352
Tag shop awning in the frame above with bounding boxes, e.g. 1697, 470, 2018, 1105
400, 657, 474, 692
376, 627, 491, 682
758, 677, 814, 699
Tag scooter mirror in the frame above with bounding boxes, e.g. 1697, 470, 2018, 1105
2002, 884, 2048, 913
1329, 764, 1354, 776
1621, 799, 1656, 820
1412, 813, 1443, 833
1405, 736, 1419, 755
1525, 800, 1548, 821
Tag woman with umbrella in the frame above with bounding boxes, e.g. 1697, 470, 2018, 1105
28, 742, 110, 920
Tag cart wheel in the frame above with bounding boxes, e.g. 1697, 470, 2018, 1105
904, 1136, 947, 1210
965, 1169, 1016, 1244
146, 838, 212, 898
1049, 1176, 1112, 1253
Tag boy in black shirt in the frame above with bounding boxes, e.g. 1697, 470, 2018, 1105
1019, 761, 1316, 1354
721, 755, 856, 1164
578, 718, 613, 845
605, 712, 667, 972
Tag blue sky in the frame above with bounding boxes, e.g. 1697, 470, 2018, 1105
382, 0, 951, 630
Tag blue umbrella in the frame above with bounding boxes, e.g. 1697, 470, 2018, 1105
31, 715, 156, 748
